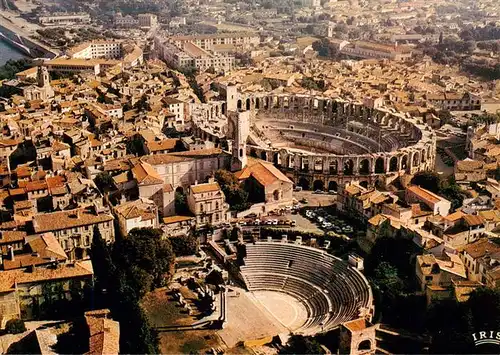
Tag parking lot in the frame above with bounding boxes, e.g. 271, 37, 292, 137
293, 190, 337, 207
301, 207, 357, 241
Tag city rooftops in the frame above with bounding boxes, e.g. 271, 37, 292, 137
407, 185, 446, 204
33, 207, 113, 233
190, 182, 221, 194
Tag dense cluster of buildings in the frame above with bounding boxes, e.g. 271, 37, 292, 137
154, 32, 260, 73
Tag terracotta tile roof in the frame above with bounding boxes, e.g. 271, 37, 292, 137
85, 309, 120, 355
162, 215, 193, 224
167, 148, 224, 158
0, 230, 26, 244
236, 159, 292, 186
463, 214, 485, 226
191, 182, 221, 194
114, 199, 157, 221
462, 238, 500, 259
25, 180, 48, 192
407, 185, 443, 204
479, 210, 500, 223
368, 214, 388, 226
0, 260, 93, 292
33, 207, 114, 233
140, 154, 188, 166
146, 139, 178, 152
456, 159, 483, 172
3, 233, 68, 270
14, 200, 34, 210
444, 210, 465, 222
132, 162, 163, 186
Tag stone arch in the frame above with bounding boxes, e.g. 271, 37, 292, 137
343, 159, 354, 175
298, 177, 310, 190
412, 151, 420, 168
246, 98, 251, 110
375, 157, 385, 174
221, 102, 226, 115
389, 156, 398, 172
237, 99, 242, 111
273, 152, 279, 165
421, 149, 426, 163
313, 179, 324, 191
329, 160, 338, 174
314, 158, 323, 171
358, 340, 372, 351
328, 181, 338, 192
401, 155, 408, 170
255, 98, 260, 109
359, 158, 370, 175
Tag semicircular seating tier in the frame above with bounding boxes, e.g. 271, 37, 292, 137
239, 242, 373, 335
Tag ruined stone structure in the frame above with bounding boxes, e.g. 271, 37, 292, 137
191, 90, 436, 190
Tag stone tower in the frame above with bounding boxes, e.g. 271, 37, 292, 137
37, 66, 50, 88
339, 318, 378, 355
230, 110, 249, 172
225, 85, 238, 112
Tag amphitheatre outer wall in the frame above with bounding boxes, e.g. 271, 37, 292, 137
191, 89, 436, 190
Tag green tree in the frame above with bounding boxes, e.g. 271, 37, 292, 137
113, 228, 175, 289
280, 334, 325, 354
0, 59, 33, 80
126, 135, 145, 156
94, 172, 114, 192
170, 234, 199, 256
5, 319, 26, 334
175, 191, 189, 215
410, 171, 443, 194
214, 169, 249, 211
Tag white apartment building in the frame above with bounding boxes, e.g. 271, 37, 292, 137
68, 41, 122, 60
114, 13, 158, 28
187, 180, 229, 227
32, 206, 115, 260
162, 97, 185, 129
39, 13, 91, 26
169, 33, 260, 51
114, 198, 158, 236
157, 39, 234, 73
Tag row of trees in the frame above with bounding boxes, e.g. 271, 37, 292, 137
91, 226, 199, 352
91, 227, 172, 353
0, 59, 32, 81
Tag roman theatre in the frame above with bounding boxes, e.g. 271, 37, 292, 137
192, 89, 436, 190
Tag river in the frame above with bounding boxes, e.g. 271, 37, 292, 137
0, 40, 27, 65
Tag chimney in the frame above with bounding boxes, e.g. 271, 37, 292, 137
8, 246, 14, 261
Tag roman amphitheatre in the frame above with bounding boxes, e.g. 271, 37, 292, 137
192, 90, 436, 191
